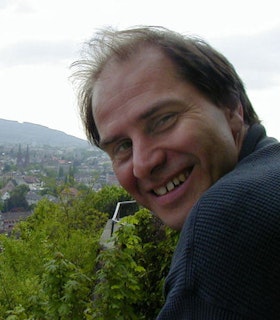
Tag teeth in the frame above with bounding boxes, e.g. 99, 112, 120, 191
166, 181, 175, 192
156, 186, 168, 196
154, 172, 188, 196
178, 173, 186, 182
173, 177, 180, 186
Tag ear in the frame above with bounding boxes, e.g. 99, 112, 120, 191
227, 102, 243, 127
227, 103, 245, 145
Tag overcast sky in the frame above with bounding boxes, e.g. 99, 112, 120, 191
0, 0, 279, 140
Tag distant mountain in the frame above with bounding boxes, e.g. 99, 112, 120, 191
0, 119, 89, 148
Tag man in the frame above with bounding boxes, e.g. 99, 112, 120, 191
72, 26, 280, 319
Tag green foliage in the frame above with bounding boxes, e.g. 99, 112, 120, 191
92, 209, 179, 320
0, 233, 43, 318
93, 185, 135, 217
0, 187, 109, 319
2, 163, 16, 174
3, 184, 30, 212
0, 186, 179, 319
42, 252, 92, 319
40, 170, 59, 196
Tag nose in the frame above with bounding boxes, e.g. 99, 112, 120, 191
132, 138, 166, 179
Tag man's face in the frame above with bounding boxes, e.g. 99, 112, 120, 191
93, 47, 244, 230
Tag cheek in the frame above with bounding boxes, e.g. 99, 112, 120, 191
199, 133, 238, 179
113, 163, 136, 193
178, 122, 237, 176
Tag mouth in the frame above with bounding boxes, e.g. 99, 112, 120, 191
153, 169, 193, 196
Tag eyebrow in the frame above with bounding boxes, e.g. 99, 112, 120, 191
99, 98, 184, 150
139, 98, 182, 120
99, 134, 124, 151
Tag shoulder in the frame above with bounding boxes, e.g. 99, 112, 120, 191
208, 139, 280, 206
192, 140, 280, 259
167, 140, 280, 317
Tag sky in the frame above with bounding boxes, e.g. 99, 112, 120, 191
0, 0, 279, 140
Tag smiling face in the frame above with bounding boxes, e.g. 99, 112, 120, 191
92, 46, 245, 230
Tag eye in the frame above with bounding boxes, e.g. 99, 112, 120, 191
113, 139, 132, 160
152, 113, 177, 133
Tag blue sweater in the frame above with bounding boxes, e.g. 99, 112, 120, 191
157, 124, 280, 319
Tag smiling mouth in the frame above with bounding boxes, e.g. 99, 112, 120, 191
153, 170, 192, 196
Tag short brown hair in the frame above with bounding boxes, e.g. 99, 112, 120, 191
71, 26, 259, 146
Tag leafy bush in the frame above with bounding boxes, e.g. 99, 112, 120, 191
0, 186, 179, 319
92, 209, 179, 320
0, 188, 108, 318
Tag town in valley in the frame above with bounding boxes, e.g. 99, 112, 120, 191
0, 142, 117, 233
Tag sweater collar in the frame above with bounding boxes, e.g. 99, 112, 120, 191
238, 124, 266, 161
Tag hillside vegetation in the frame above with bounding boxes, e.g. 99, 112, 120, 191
0, 185, 179, 319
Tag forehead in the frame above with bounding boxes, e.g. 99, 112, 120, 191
92, 46, 179, 119
98, 45, 173, 81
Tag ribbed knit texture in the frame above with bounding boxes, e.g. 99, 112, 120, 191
157, 125, 280, 319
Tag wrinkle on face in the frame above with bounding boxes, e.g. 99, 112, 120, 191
91, 46, 246, 230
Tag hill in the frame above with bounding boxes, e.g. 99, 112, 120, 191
0, 119, 89, 148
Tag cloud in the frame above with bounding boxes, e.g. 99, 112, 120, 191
0, 39, 78, 66
211, 25, 280, 90
1, 22, 279, 92
0, 0, 11, 9
0, 0, 34, 12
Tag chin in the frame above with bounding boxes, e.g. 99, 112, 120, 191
162, 215, 186, 231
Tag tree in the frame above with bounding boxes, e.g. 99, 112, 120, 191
58, 166, 64, 180
92, 209, 179, 319
93, 185, 136, 217
0, 188, 108, 318
4, 184, 30, 212
2, 163, 14, 173
0, 186, 178, 319
41, 252, 92, 319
